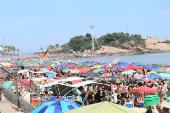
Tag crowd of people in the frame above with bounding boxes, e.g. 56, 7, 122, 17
1, 62, 170, 113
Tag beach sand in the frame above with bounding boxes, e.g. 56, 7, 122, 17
0, 95, 22, 113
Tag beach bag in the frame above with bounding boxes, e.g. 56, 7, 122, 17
144, 95, 160, 108
166, 96, 170, 103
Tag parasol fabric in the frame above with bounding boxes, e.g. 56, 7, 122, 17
31, 99, 81, 113
136, 87, 156, 94
141, 74, 160, 80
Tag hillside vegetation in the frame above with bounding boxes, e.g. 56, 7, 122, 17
61, 32, 146, 53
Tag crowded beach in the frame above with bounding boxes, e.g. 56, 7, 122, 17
0, 55, 170, 113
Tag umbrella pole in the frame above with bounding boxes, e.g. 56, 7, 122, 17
15, 73, 20, 109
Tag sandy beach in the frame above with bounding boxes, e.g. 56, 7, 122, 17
0, 95, 22, 113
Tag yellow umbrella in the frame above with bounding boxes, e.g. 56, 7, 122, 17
92, 65, 102, 69
51, 64, 55, 67
146, 71, 158, 75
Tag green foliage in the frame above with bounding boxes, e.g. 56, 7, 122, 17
61, 32, 146, 53
98, 32, 145, 48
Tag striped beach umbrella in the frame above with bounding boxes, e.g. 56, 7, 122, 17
31, 99, 81, 113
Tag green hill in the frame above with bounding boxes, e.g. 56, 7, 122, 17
60, 32, 146, 53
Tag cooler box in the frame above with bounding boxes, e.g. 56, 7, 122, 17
126, 102, 133, 108
144, 95, 160, 108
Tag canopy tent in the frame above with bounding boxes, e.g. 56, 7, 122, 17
39, 77, 84, 88
65, 101, 137, 113
17, 69, 29, 73
31, 77, 47, 82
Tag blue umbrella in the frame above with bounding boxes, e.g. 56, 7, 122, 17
141, 74, 160, 80
31, 99, 81, 113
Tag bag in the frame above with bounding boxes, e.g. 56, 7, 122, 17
144, 95, 160, 108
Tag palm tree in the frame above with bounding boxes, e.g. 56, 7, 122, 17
17, 49, 20, 54
11, 46, 16, 54
55, 44, 59, 53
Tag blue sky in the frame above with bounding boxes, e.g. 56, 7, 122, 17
0, 0, 170, 53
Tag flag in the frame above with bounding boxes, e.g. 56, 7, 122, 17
42, 50, 49, 60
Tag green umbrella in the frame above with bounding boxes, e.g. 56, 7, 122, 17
93, 68, 105, 73
2, 81, 13, 89
144, 95, 160, 108
62, 68, 71, 73
70, 70, 79, 74
155, 69, 166, 73
168, 72, 170, 74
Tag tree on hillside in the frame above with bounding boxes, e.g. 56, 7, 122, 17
55, 44, 60, 52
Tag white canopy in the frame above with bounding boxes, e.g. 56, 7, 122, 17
71, 80, 96, 88
31, 77, 47, 82
39, 80, 96, 88
58, 77, 84, 82
39, 77, 84, 88
17, 69, 29, 73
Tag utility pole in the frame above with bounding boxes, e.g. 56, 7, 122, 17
90, 25, 95, 54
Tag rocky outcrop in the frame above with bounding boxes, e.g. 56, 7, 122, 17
121, 40, 144, 54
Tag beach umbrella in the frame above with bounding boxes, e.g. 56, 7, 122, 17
65, 101, 137, 113
86, 72, 100, 77
2, 81, 20, 90
168, 72, 170, 74
93, 68, 105, 73
31, 99, 81, 113
123, 65, 138, 71
146, 71, 158, 75
142, 78, 155, 83
92, 65, 102, 69
62, 68, 71, 73
136, 87, 156, 94
121, 70, 136, 76
112, 58, 120, 64
2, 81, 13, 88
101, 76, 122, 84
0, 73, 4, 78
79, 67, 91, 73
155, 69, 166, 73
166, 68, 170, 72
141, 74, 160, 80
101, 73, 112, 77
159, 73, 170, 79
70, 70, 79, 74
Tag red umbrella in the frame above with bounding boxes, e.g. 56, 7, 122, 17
102, 73, 112, 77
20, 79, 31, 86
136, 87, 156, 94
67, 64, 77, 69
33, 66, 40, 70
79, 67, 91, 73
102, 65, 109, 69
142, 78, 155, 83
123, 65, 138, 71
0, 73, 4, 78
